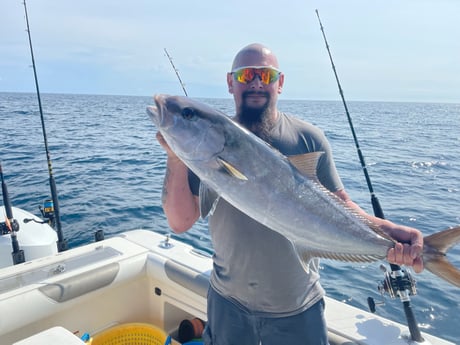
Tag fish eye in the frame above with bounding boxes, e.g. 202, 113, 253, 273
181, 107, 197, 121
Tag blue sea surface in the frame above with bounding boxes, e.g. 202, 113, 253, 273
1, 92, 459, 343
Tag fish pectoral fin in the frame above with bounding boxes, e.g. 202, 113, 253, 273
424, 225, 460, 288
288, 152, 324, 180
199, 183, 220, 219
217, 157, 248, 181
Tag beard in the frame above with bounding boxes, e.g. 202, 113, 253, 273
238, 91, 273, 142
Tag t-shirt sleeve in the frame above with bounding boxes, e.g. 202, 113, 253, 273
304, 129, 344, 192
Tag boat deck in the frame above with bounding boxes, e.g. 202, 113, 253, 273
0, 230, 454, 345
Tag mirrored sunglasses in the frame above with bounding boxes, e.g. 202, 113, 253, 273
231, 66, 281, 85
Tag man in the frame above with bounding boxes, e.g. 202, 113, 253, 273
156, 43, 424, 345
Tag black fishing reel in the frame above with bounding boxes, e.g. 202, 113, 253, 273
368, 264, 417, 313
0, 222, 8, 235
22, 199, 55, 226
1, 218, 20, 235
39, 199, 56, 226
40, 199, 55, 219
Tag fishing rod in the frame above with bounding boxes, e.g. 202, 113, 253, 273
1, 163, 25, 264
164, 48, 188, 96
23, 0, 68, 252
315, 9, 425, 343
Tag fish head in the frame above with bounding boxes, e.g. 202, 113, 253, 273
147, 94, 227, 163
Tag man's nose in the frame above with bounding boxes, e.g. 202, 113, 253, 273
248, 75, 264, 88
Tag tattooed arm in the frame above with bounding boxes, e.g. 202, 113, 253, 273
156, 132, 200, 233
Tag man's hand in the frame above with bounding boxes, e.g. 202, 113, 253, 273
156, 132, 181, 162
383, 223, 424, 273
334, 189, 425, 273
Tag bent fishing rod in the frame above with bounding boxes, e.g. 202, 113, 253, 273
164, 48, 188, 97
23, 0, 67, 252
315, 9, 424, 343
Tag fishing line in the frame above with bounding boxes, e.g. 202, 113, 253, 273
315, 9, 424, 343
164, 48, 188, 96
23, 0, 67, 252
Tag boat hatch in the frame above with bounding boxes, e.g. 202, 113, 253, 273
0, 246, 121, 294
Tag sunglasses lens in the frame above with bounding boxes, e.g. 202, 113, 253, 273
236, 68, 255, 84
260, 69, 277, 84
233, 68, 280, 85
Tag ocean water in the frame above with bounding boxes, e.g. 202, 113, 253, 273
1, 92, 459, 343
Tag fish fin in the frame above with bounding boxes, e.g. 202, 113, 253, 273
289, 153, 396, 246
288, 152, 324, 180
424, 226, 460, 253
423, 226, 460, 288
296, 241, 384, 264
424, 256, 460, 288
217, 157, 248, 181
199, 183, 220, 219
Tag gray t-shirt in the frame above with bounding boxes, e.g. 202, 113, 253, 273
189, 112, 344, 317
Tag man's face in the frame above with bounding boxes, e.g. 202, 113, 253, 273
227, 53, 284, 120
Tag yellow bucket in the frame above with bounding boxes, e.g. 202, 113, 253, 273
90, 323, 171, 345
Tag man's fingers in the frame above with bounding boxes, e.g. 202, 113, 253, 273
413, 257, 424, 274
387, 242, 424, 273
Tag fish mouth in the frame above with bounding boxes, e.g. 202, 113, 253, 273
146, 104, 159, 124
146, 94, 167, 127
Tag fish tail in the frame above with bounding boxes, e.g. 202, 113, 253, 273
423, 225, 460, 288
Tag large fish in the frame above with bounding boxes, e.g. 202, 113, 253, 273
147, 94, 460, 288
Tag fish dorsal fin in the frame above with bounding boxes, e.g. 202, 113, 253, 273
199, 183, 220, 219
288, 152, 324, 180
217, 157, 248, 181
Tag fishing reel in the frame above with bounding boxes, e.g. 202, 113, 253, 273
39, 199, 56, 226
1, 218, 20, 235
22, 199, 55, 226
40, 199, 55, 221
368, 264, 417, 313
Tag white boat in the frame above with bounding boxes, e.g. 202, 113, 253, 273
1, 207, 58, 269
2, 2, 455, 343
4, 0, 457, 342
0, 208, 455, 345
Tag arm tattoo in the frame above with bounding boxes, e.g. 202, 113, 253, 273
162, 166, 172, 204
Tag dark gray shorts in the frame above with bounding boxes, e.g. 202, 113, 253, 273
203, 287, 329, 345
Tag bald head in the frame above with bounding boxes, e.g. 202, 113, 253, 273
231, 43, 280, 71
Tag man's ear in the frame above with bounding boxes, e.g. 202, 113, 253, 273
227, 73, 234, 94
277, 73, 284, 94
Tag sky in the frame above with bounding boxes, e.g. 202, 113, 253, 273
1, 0, 459, 103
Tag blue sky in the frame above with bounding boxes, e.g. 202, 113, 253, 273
1, 0, 459, 102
